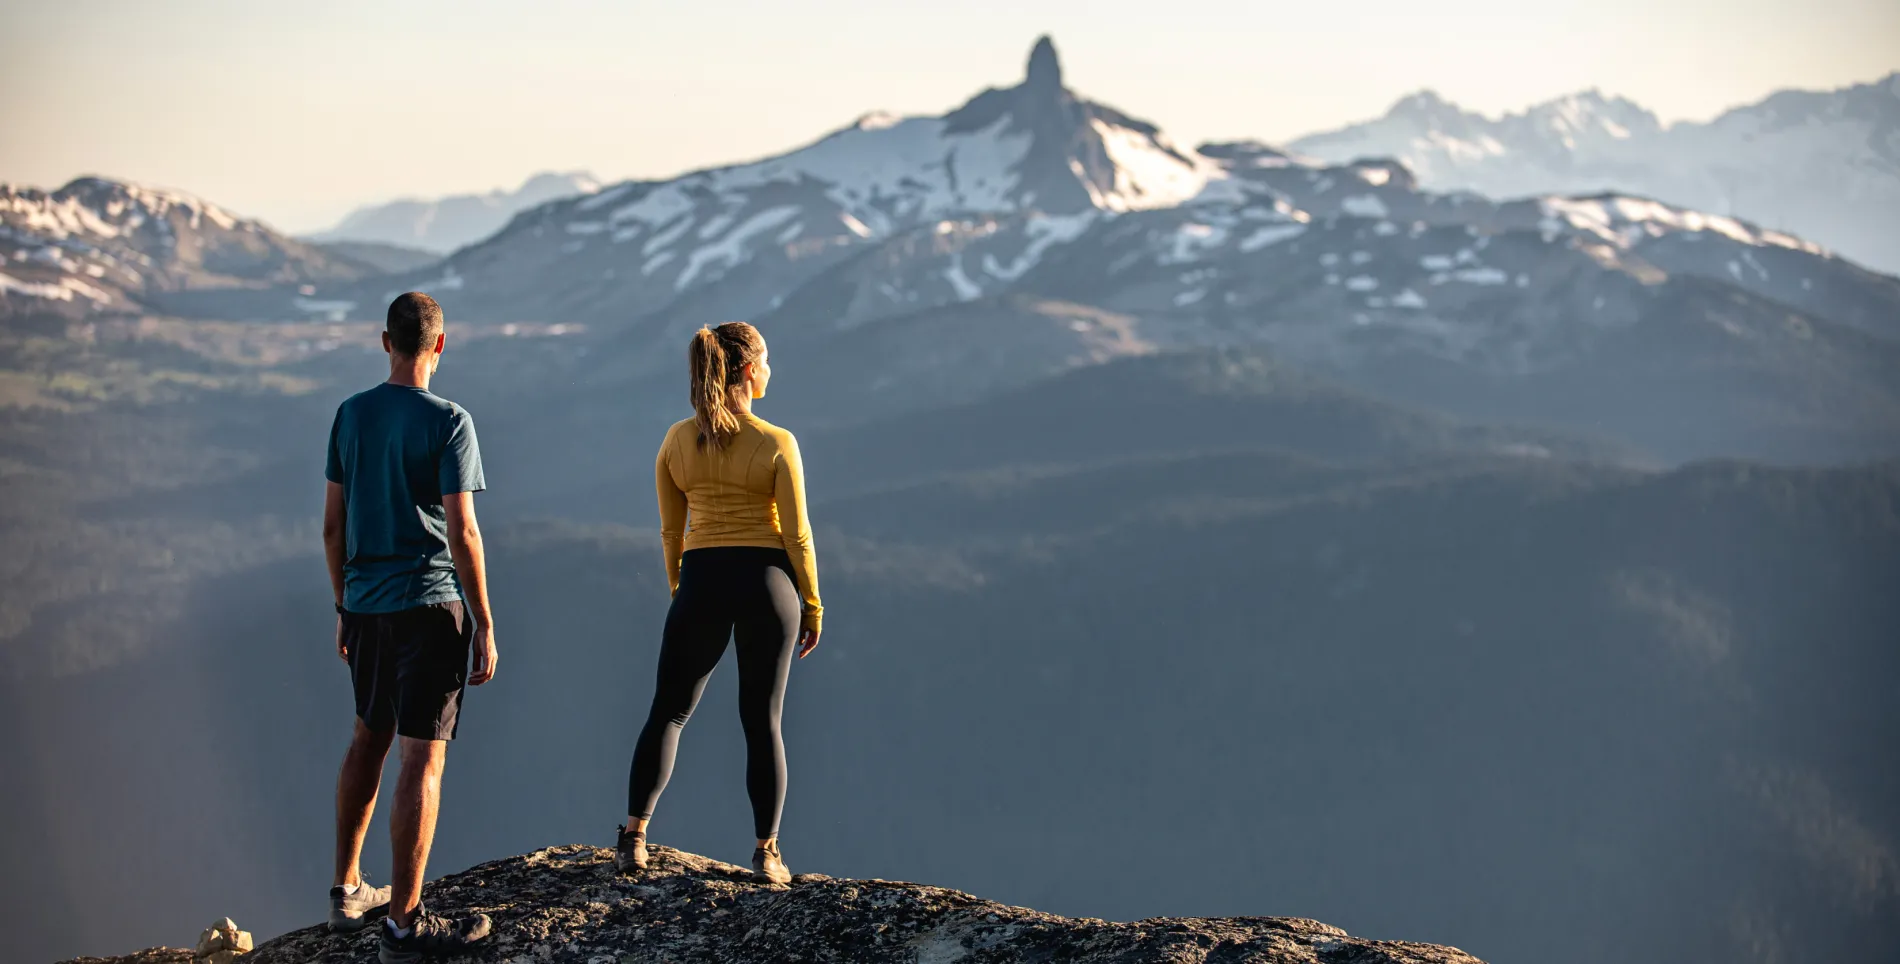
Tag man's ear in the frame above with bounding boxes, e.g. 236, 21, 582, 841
433, 331, 447, 355
381, 331, 393, 354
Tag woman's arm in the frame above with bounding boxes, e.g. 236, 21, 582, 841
772, 431, 823, 649
656, 431, 688, 595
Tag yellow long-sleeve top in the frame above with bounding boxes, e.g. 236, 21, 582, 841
655, 412, 822, 634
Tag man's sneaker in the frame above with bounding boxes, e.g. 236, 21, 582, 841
753, 840, 791, 885
328, 880, 392, 932
378, 911, 493, 964
614, 825, 648, 873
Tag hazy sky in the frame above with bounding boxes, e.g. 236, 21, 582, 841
4, 0, 1895, 233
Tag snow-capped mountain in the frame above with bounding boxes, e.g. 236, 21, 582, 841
40, 38, 1900, 462
305, 39, 1894, 368
310, 171, 603, 253
1290, 73, 1900, 273
310, 38, 1260, 335
0, 177, 380, 321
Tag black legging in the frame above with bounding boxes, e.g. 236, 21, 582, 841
628, 546, 800, 839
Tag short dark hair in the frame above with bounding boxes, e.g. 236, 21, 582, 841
386, 292, 444, 356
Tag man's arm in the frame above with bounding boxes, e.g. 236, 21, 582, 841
324, 481, 349, 662
443, 490, 497, 685
324, 481, 348, 603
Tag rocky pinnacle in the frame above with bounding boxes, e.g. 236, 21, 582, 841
1026, 34, 1062, 91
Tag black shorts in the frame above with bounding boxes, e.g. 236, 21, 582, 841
345, 600, 475, 741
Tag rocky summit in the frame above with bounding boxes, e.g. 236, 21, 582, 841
69, 844, 1484, 964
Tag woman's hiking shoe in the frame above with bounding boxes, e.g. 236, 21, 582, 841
753, 841, 792, 885
328, 879, 392, 932
614, 825, 648, 873
377, 911, 492, 963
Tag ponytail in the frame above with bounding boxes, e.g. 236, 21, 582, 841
688, 322, 765, 450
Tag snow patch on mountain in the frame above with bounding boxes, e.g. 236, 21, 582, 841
676, 206, 802, 289
1088, 120, 1223, 212
1340, 194, 1390, 219
1541, 196, 1822, 254
0, 270, 113, 302
983, 211, 1096, 280
597, 114, 1036, 244
1159, 222, 1232, 264
944, 256, 984, 300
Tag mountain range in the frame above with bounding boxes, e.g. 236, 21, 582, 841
282, 66, 1900, 279
0, 177, 385, 324
1290, 73, 1900, 274
306, 170, 602, 253
3, 40, 1897, 465
267, 38, 1899, 465
2, 35, 1897, 964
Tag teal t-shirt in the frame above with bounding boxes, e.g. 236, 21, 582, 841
325, 383, 486, 614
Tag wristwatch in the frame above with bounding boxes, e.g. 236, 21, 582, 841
335, 602, 347, 615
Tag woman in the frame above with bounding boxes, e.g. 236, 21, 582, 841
618, 321, 822, 885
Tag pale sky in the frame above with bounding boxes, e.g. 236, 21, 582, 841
3, 0, 1895, 233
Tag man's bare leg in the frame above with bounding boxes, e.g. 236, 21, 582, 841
388, 735, 447, 929
335, 719, 394, 888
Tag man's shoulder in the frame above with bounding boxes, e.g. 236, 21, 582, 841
415, 388, 468, 418
439, 395, 473, 424
337, 384, 469, 428
336, 383, 385, 413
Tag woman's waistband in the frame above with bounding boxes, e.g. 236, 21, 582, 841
681, 544, 793, 567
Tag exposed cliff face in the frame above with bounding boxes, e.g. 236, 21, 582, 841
68, 845, 1485, 964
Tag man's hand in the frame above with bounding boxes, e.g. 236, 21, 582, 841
470, 623, 498, 685
797, 628, 821, 659
324, 480, 350, 666
443, 491, 496, 685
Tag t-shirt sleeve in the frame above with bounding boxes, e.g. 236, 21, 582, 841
440, 408, 487, 495
324, 407, 345, 484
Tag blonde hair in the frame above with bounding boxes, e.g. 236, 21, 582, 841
688, 322, 766, 450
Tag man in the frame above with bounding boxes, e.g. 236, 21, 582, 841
324, 292, 498, 963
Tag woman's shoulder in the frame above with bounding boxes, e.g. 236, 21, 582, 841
745, 413, 801, 449
659, 417, 697, 448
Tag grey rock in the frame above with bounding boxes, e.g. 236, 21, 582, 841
55, 951, 192, 964
238, 844, 1484, 964
191, 918, 251, 961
